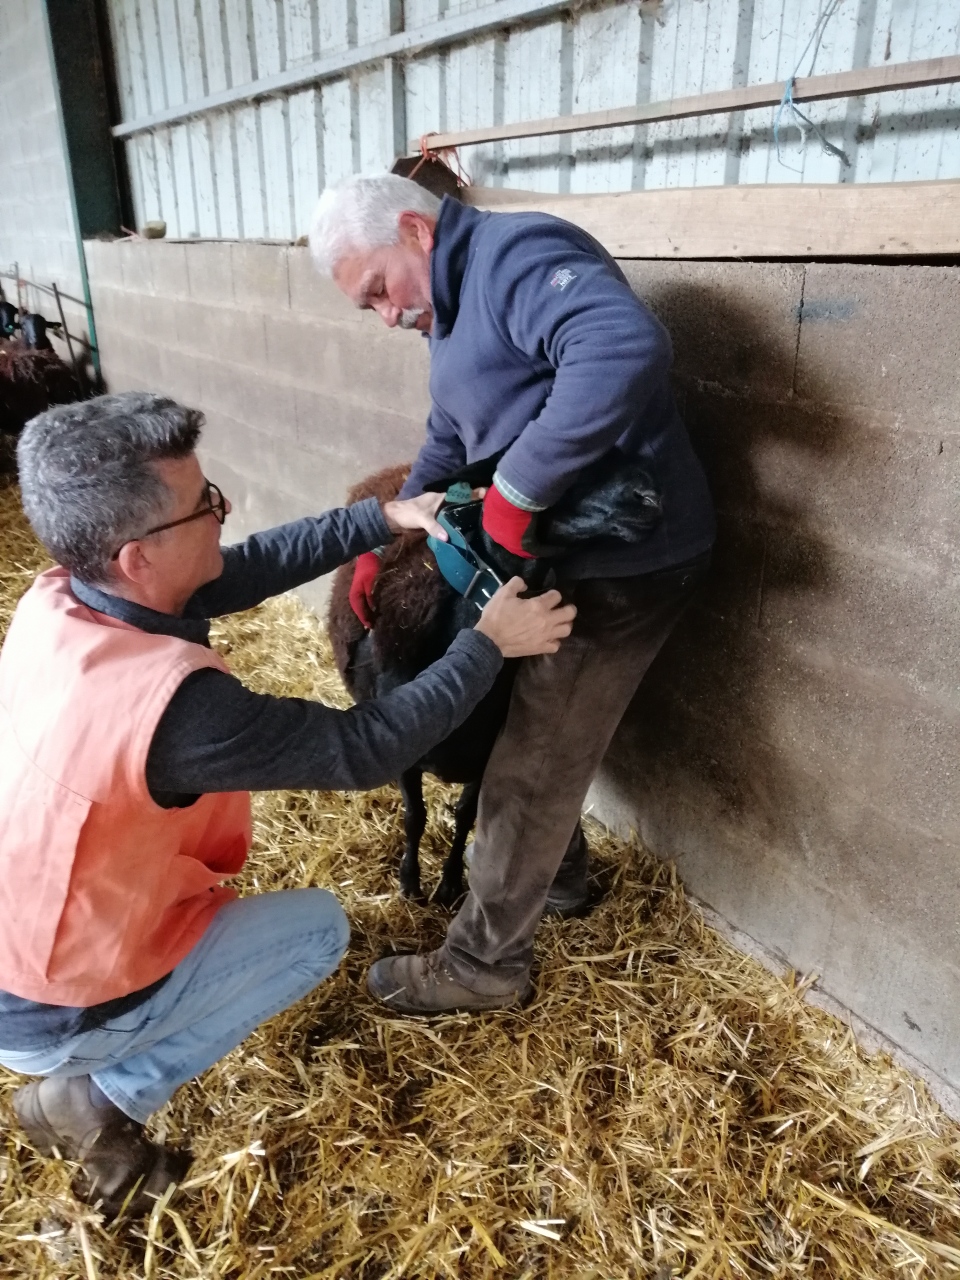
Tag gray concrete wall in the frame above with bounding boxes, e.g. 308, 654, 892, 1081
596, 260, 960, 1102
82, 238, 960, 1098
83, 238, 431, 612
0, 0, 88, 353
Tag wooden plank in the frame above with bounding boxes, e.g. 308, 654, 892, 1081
189, 120, 219, 237
288, 87, 323, 240
235, 105, 266, 239
176, 0, 207, 101
169, 125, 197, 236
462, 180, 960, 259
260, 98, 293, 240
155, 0, 185, 107
196, 0, 229, 96
210, 112, 240, 238
112, 0, 574, 138
417, 53, 960, 152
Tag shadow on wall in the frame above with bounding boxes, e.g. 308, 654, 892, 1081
600, 262, 960, 1083
599, 265, 848, 911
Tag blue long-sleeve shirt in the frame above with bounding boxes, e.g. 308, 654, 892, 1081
0, 499, 502, 1051
400, 197, 715, 577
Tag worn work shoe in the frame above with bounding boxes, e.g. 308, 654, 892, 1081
13, 1075, 190, 1219
367, 949, 533, 1015
543, 883, 591, 918
544, 827, 591, 917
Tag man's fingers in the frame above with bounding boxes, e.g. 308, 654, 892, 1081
418, 493, 446, 539
536, 588, 563, 610
476, 575, 576, 656
382, 492, 448, 537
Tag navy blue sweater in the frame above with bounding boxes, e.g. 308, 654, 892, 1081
400, 197, 715, 577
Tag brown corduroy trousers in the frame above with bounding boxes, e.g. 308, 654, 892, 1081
441, 553, 710, 994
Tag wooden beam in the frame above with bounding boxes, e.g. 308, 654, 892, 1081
462, 180, 960, 259
417, 54, 960, 152
111, 0, 573, 139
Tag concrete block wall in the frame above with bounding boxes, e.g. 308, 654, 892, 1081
83, 239, 960, 1098
595, 260, 960, 1100
83, 238, 431, 612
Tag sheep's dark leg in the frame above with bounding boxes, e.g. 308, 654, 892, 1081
397, 768, 427, 900
433, 779, 481, 908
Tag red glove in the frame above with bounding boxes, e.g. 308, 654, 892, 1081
481, 485, 536, 558
349, 551, 381, 627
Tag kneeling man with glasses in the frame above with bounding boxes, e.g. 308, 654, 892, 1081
0, 391, 574, 1218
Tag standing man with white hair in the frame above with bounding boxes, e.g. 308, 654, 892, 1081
310, 174, 716, 1015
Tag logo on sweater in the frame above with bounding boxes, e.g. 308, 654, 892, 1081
550, 267, 577, 291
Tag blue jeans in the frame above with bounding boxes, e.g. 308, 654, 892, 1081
0, 890, 349, 1124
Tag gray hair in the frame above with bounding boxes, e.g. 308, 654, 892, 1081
17, 391, 203, 585
309, 173, 442, 276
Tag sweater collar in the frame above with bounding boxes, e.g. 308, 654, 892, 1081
70, 576, 211, 647
430, 197, 486, 340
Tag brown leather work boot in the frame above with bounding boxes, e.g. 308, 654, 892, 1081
12, 1075, 190, 1219
367, 949, 533, 1015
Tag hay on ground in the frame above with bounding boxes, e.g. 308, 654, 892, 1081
1, 473, 959, 1279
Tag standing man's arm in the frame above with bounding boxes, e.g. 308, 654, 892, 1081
490, 225, 673, 514
399, 403, 467, 499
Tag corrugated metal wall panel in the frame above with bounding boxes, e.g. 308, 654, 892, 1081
107, 0, 960, 240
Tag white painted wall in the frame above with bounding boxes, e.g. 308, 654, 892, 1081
106, 0, 960, 241
0, 0, 84, 319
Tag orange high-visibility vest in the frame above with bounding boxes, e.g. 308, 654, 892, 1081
0, 568, 251, 1006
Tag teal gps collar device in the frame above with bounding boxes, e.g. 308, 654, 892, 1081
426, 488, 503, 609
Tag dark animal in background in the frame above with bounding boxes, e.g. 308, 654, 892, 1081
328, 465, 516, 906
0, 339, 77, 435
18, 313, 54, 351
0, 301, 18, 339
390, 154, 462, 201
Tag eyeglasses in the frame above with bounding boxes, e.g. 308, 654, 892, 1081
113, 480, 227, 558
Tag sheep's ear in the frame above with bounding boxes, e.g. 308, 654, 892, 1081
327, 559, 367, 688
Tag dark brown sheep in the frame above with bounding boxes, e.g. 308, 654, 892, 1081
328, 463, 515, 905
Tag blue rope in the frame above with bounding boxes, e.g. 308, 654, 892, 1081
774, 0, 852, 173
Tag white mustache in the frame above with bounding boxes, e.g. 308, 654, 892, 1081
398, 308, 427, 329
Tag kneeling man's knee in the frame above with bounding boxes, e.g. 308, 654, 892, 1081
299, 888, 350, 974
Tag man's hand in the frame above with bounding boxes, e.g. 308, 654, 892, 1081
474, 578, 576, 657
382, 492, 447, 540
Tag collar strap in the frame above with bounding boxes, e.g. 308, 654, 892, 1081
426, 501, 502, 609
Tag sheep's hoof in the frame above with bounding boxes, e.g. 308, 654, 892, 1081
399, 880, 425, 903
431, 878, 465, 910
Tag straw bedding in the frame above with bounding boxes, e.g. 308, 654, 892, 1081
1, 471, 959, 1279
